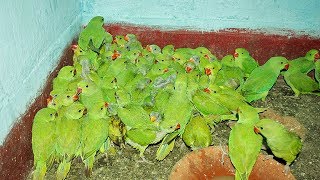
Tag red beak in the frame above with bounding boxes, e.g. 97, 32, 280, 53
112, 50, 120, 60
315, 53, 320, 60
46, 95, 53, 105
163, 68, 169, 73
186, 66, 192, 73
284, 64, 289, 70
73, 95, 79, 101
254, 126, 260, 134
203, 88, 211, 94
71, 44, 78, 51
175, 123, 181, 130
104, 102, 109, 107
205, 68, 212, 76
146, 45, 151, 52
233, 52, 239, 58
124, 35, 129, 41
204, 54, 210, 59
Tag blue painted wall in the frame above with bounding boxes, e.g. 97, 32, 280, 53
82, 0, 320, 37
0, 0, 82, 143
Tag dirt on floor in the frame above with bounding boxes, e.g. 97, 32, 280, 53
27, 77, 320, 180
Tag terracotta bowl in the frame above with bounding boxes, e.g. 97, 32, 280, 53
169, 146, 296, 180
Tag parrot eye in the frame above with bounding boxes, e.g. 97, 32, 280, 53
280, 62, 283, 64
119, 37, 122, 40
86, 85, 89, 88
70, 70, 73, 73
78, 109, 82, 113
260, 127, 263, 130
241, 53, 243, 54
100, 107, 104, 110
67, 95, 70, 98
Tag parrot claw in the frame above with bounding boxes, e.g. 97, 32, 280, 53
137, 156, 153, 164
263, 154, 274, 161
283, 164, 291, 175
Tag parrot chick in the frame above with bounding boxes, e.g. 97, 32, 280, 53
81, 102, 110, 177
78, 16, 112, 52
182, 115, 212, 150
32, 108, 58, 180
55, 102, 87, 180
52, 66, 76, 93
254, 119, 303, 174
234, 48, 259, 77
229, 122, 263, 180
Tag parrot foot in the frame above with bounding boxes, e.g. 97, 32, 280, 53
263, 155, 274, 161
137, 156, 153, 164
283, 164, 291, 175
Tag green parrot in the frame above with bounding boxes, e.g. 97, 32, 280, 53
194, 46, 218, 61
117, 104, 155, 130
113, 35, 127, 47
241, 57, 289, 102
205, 85, 248, 113
124, 33, 138, 42
78, 16, 112, 52
234, 48, 259, 77
254, 119, 302, 174
229, 122, 263, 180
160, 73, 193, 134
52, 66, 76, 92
32, 108, 57, 180
125, 128, 158, 162
182, 115, 212, 150
162, 44, 175, 57
214, 55, 245, 90
47, 90, 79, 115
146, 44, 162, 54
55, 102, 86, 180
283, 72, 320, 96
284, 49, 319, 74
192, 89, 230, 116
77, 80, 109, 110
81, 102, 110, 177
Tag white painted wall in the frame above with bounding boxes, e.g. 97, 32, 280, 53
0, 0, 82, 143
82, 0, 320, 37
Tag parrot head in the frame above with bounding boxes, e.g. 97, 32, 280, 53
90, 102, 109, 119
35, 108, 57, 123
146, 44, 161, 54
77, 80, 98, 96
56, 90, 79, 107
65, 102, 87, 120
87, 16, 104, 27
124, 34, 137, 42
305, 49, 319, 61
254, 119, 279, 137
221, 55, 235, 67
234, 48, 250, 58
266, 56, 289, 71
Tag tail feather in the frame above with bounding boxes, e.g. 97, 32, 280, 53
32, 161, 47, 180
235, 170, 249, 180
